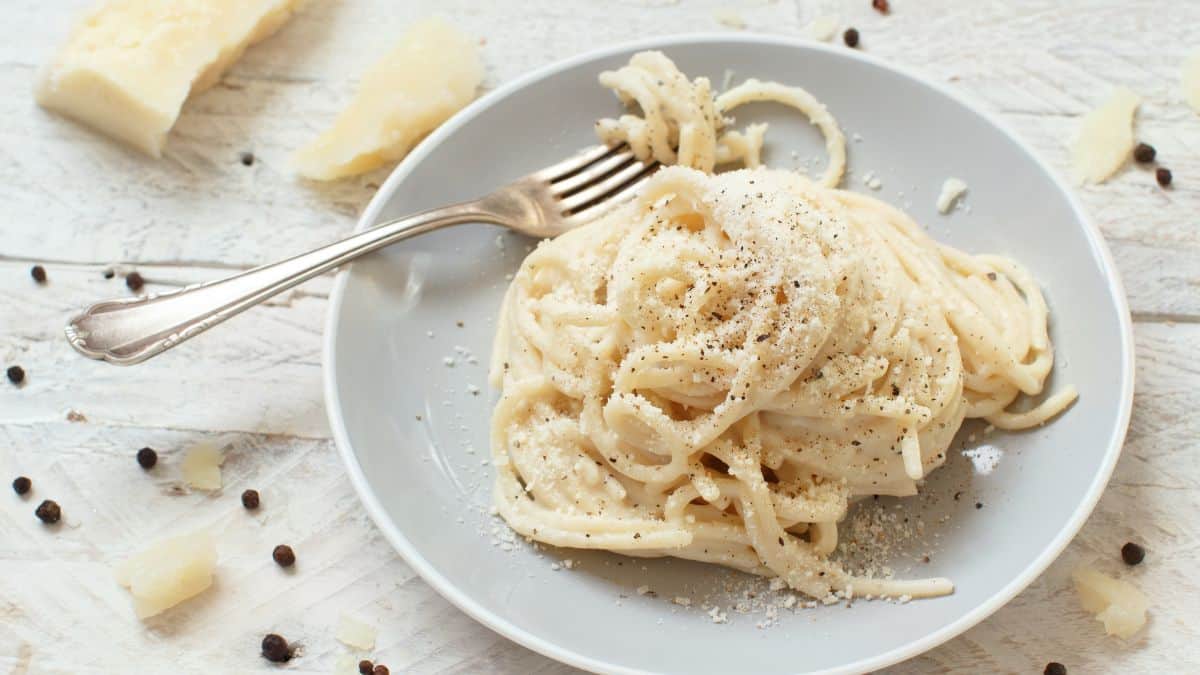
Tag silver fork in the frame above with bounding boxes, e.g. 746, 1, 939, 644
65, 145, 659, 365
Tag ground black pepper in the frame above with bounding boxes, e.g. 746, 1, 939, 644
12, 476, 31, 495
1133, 142, 1156, 163
1155, 167, 1172, 187
261, 633, 291, 662
126, 272, 145, 291
273, 544, 296, 567
843, 28, 860, 47
1120, 542, 1145, 566
136, 447, 157, 469
975, 502, 983, 509
30, 265, 47, 283
242, 489, 261, 510
240, 152, 255, 166
35, 499, 61, 524
6, 366, 25, 385
1044, 662, 1067, 675
103, 269, 115, 279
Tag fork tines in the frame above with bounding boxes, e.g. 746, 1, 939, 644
539, 144, 659, 221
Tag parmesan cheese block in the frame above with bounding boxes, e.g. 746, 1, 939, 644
293, 17, 483, 181
114, 531, 217, 619
1070, 87, 1141, 185
1072, 566, 1149, 639
181, 440, 224, 490
1184, 50, 1200, 115
35, 0, 299, 157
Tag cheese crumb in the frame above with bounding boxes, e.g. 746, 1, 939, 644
712, 9, 746, 30
335, 613, 377, 650
1073, 566, 1149, 639
806, 15, 839, 42
673, 596, 692, 607
1071, 87, 1141, 184
936, 177, 968, 213
114, 530, 216, 619
181, 441, 224, 490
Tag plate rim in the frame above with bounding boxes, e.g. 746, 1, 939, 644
322, 32, 1135, 675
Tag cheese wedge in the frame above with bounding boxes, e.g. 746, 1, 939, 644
293, 17, 483, 181
114, 531, 217, 619
35, 0, 299, 156
1070, 87, 1140, 185
1184, 50, 1200, 115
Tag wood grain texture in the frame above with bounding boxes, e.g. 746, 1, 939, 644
1, 1, 1196, 673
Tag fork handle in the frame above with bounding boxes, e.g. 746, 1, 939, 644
66, 200, 495, 365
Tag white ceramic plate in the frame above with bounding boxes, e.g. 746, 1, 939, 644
324, 35, 1133, 675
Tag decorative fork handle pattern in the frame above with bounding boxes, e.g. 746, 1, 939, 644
66, 200, 500, 365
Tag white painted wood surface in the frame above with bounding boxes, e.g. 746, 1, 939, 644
2, 1, 1197, 673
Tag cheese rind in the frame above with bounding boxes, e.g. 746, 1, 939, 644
114, 531, 217, 619
293, 17, 483, 181
35, 0, 298, 156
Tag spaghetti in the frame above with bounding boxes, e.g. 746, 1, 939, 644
488, 52, 1075, 600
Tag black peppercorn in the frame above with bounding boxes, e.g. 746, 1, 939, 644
12, 476, 31, 495
261, 633, 291, 662
126, 272, 145, 292
136, 447, 158, 469
872, 0, 890, 13
843, 28, 860, 47
1044, 662, 1067, 675
358, 661, 374, 675
273, 544, 296, 567
1121, 542, 1145, 566
1155, 167, 1172, 187
1133, 143, 1156, 163
31, 265, 47, 283
35, 499, 61, 524
6, 366, 25, 385
242, 489, 261, 510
